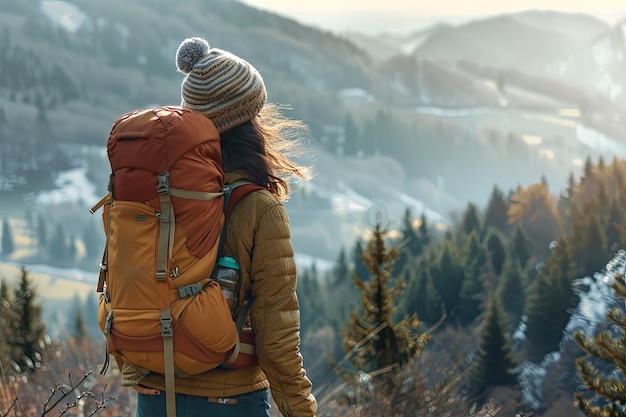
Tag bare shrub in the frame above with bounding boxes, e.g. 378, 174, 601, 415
1, 336, 129, 416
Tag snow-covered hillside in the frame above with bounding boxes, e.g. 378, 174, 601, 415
515, 249, 626, 409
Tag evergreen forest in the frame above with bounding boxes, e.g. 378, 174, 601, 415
3, 155, 626, 416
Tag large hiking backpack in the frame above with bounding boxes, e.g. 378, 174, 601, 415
90, 106, 262, 415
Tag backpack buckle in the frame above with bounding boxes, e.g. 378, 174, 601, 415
160, 315, 173, 338
157, 173, 170, 194
178, 283, 202, 298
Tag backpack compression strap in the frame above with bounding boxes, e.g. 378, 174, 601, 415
154, 173, 177, 417
155, 173, 229, 417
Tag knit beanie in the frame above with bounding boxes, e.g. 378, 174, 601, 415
175, 37, 267, 133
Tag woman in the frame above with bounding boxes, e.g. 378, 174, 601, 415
124, 37, 317, 417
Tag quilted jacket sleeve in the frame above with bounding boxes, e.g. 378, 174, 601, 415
249, 201, 317, 417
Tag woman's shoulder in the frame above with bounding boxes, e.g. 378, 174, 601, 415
237, 187, 282, 212
228, 186, 284, 221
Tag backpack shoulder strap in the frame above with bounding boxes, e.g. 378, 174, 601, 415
215, 181, 266, 261
224, 181, 267, 217
221, 181, 265, 339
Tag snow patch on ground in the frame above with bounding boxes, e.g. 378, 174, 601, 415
41, 0, 87, 32
34, 165, 98, 207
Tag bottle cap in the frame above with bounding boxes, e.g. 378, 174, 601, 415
217, 256, 240, 270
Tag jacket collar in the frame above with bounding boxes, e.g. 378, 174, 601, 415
225, 170, 252, 185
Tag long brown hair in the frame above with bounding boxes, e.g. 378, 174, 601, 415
220, 104, 312, 200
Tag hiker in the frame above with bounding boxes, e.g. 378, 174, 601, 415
123, 37, 317, 417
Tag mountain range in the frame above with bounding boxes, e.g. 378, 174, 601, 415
2, 1, 626, 262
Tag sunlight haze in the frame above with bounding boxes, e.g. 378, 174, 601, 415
242, 0, 626, 33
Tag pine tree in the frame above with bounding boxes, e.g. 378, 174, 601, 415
432, 240, 466, 321
466, 230, 487, 267
497, 259, 527, 332
597, 155, 606, 171
1, 217, 15, 256
332, 248, 350, 285
486, 230, 507, 277
523, 238, 577, 362
457, 268, 484, 326
571, 208, 609, 278
418, 213, 431, 248
461, 203, 481, 236
352, 237, 369, 281
574, 273, 626, 416
468, 294, 519, 396
557, 171, 576, 226
606, 199, 621, 250
511, 224, 531, 269
595, 180, 610, 215
297, 265, 323, 335
483, 185, 509, 234
396, 208, 422, 275
581, 212, 609, 275
457, 232, 486, 326
400, 208, 422, 257
581, 156, 594, 186
400, 259, 442, 325
342, 224, 430, 392
10, 266, 46, 372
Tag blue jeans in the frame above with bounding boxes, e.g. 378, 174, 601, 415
136, 388, 271, 417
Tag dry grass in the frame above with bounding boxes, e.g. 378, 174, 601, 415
0, 337, 128, 416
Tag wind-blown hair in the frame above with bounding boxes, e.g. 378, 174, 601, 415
220, 104, 312, 200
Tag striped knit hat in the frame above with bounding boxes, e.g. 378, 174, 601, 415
175, 37, 267, 133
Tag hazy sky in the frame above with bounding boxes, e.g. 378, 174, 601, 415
241, 0, 626, 33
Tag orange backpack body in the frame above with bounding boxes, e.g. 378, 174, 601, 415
90, 107, 262, 406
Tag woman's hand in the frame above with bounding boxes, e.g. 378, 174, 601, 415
131, 385, 161, 396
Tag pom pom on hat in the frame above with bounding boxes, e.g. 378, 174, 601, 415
176, 37, 210, 74
176, 36, 267, 133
